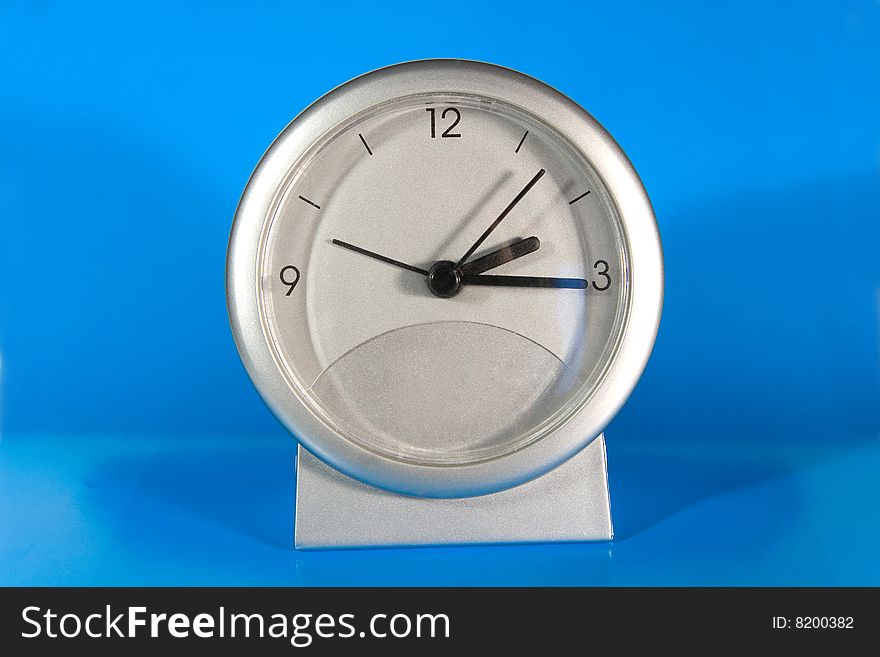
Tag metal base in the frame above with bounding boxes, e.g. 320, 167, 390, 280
293, 435, 612, 549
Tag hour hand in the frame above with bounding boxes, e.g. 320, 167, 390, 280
457, 236, 540, 276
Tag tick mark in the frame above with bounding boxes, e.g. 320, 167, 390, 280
514, 130, 529, 154
298, 195, 321, 209
568, 190, 591, 205
358, 133, 373, 156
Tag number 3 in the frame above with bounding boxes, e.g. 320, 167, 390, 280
593, 260, 611, 291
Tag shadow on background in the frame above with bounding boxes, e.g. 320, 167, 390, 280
81, 432, 819, 583
85, 440, 613, 585
84, 440, 297, 551
607, 441, 798, 540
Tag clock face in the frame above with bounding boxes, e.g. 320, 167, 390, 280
262, 93, 626, 466
229, 61, 662, 496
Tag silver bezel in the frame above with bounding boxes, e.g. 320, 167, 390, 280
227, 60, 663, 498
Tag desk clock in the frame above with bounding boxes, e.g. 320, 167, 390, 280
227, 60, 663, 548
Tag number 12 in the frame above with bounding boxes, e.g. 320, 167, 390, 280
426, 107, 461, 138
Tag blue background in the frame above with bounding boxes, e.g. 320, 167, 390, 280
1, 1, 878, 585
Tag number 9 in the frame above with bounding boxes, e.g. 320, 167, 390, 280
279, 265, 301, 296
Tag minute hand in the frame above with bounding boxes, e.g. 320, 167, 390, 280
461, 274, 587, 289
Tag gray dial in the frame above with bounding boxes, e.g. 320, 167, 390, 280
264, 93, 625, 466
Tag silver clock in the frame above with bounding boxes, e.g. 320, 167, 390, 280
227, 60, 663, 548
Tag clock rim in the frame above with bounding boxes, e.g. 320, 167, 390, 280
227, 59, 663, 498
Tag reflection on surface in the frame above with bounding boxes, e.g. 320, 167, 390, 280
2, 433, 879, 585
294, 543, 613, 586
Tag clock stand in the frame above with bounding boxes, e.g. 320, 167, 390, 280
293, 435, 611, 549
